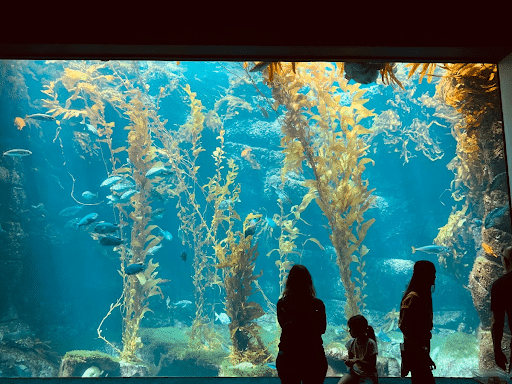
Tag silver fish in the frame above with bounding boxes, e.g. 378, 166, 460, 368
159, 228, 173, 241
100, 175, 124, 187
85, 124, 99, 136
146, 244, 163, 255
172, 300, 192, 308
215, 312, 231, 324
82, 191, 98, 200
26, 113, 56, 121
120, 189, 138, 201
145, 166, 173, 178
111, 182, 135, 192
3, 149, 32, 157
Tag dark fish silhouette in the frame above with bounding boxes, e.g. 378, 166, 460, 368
180, 251, 187, 262
94, 222, 119, 234
77, 213, 99, 227
125, 262, 145, 275
99, 236, 123, 246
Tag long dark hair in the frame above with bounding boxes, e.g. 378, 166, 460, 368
282, 264, 316, 301
402, 260, 436, 311
348, 314, 376, 343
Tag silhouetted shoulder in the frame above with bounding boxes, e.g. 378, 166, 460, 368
491, 271, 512, 311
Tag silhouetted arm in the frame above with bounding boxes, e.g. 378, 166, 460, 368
491, 309, 508, 371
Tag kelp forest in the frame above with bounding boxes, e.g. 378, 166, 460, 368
0, 60, 508, 377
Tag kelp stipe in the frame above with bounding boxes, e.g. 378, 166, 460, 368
270, 62, 375, 319
215, 214, 270, 365
42, 61, 171, 362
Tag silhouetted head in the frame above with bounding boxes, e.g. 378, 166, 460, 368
347, 314, 376, 342
282, 264, 316, 300
502, 246, 512, 272
404, 260, 436, 297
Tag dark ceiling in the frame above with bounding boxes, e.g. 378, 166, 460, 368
2, 8, 510, 63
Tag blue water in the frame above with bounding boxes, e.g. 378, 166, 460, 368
0, 61, 500, 377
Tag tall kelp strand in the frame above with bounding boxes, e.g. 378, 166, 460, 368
41, 61, 173, 362
215, 213, 270, 365
270, 62, 376, 319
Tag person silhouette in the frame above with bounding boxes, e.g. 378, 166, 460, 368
338, 314, 378, 384
276, 264, 328, 384
399, 260, 436, 384
491, 246, 512, 372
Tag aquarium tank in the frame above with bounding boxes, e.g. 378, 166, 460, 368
0, 60, 509, 378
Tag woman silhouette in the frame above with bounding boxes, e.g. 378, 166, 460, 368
399, 260, 437, 384
276, 264, 328, 384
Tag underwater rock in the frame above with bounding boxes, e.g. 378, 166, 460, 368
478, 328, 512, 371
119, 361, 150, 377
0, 338, 59, 377
433, 311, 464, 328
469, 256, 504, 329
429, 331, 480, 377
58, 350, 120, 377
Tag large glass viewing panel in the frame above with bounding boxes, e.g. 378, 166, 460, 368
0, 61, 508, 378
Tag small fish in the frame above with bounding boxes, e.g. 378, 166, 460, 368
250, 62, 272, 72
3, 149, 32, 157
180, 250, 187, 262
59, 205, 84, 216
473, 218, 483, 226
125, 262, 145, 275
100, 175, 124, 187
100, 236, 124, 246
111, 182, 135, 192
172, 300, 192, 308
411, 245, 450, 254
82, 191, 98, 200
266, 362, 277, 370
159, 228, 173, 241
215, 312, 231, 325
377, 329, 391, 342
94, 222, 120, 234
77, 213, 99, 227
26, 113, 56, 121
82, 366, 103, 378
151, 208, 166, 219
85, 124, 99, 136
106, 195, 121, 205
265, 216, 277, 228
166, 296, 171, 308
482, 242, 498, 258
120, 189, 138, 201
146, 244, 163, 256
145, 166, 174, 178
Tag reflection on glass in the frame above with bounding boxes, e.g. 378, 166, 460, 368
0, 60, 507, 378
